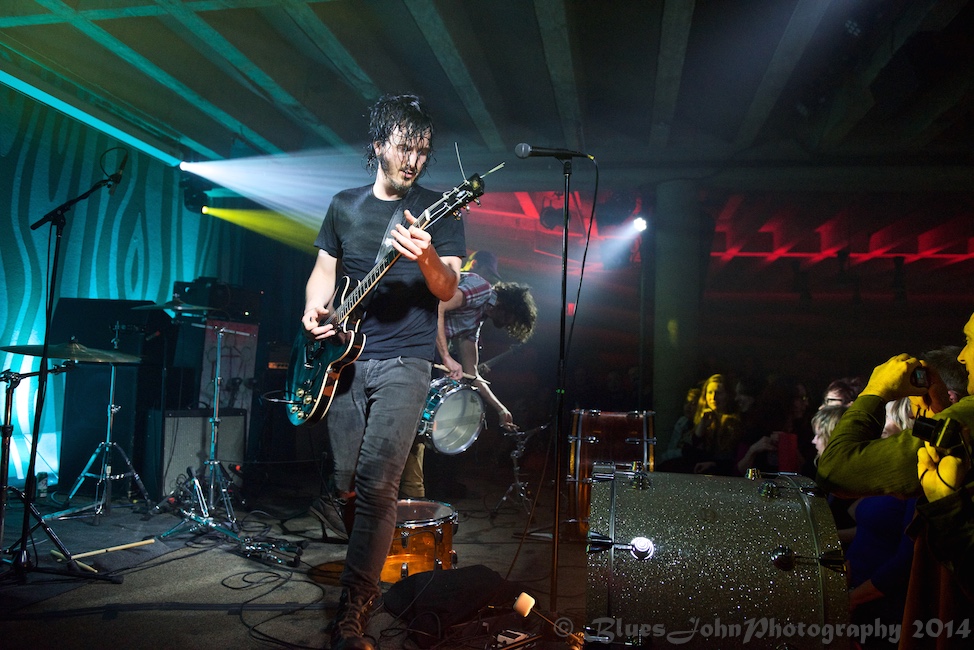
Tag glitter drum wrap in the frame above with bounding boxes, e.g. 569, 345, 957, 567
586, 468, 849, 648
381, 499, 459, 583
568, 409, 656, 537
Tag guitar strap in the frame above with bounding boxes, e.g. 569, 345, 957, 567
360, 188, 422, 315
373, 187, 418, 263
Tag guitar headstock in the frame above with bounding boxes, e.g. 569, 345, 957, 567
420, 170, 492, 229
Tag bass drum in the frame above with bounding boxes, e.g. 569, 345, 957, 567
586, 468, 849, 648
417, 378, 485, 454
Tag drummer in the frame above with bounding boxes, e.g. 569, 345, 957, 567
399, 256, 537, 498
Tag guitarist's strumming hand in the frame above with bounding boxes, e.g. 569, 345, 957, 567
391, 211, 433, 261
302, 306, 336, 341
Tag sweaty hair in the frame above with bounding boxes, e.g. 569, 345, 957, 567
493, 282, 537, 343
365, 93, 435, 173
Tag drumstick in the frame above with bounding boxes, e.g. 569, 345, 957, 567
433, 363, 489, 384
50, 538, 156, 561
48, 551, 98, 573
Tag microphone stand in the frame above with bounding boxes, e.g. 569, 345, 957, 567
7, 176, 120, 583
549, 156, 573, 612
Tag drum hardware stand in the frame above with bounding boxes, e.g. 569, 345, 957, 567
164, 324, 251, 535
490, 424, 547, 519
46, 323, 153, 522
158, 467, 304, 568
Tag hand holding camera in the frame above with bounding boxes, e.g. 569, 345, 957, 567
918, 438, 970, 502
862, 353, 930, 400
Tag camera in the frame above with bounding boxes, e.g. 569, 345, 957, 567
912, 416, 965, 453
910, 366, 930, 388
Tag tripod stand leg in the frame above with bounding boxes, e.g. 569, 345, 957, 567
63, 442, 105, 503
110, 442, 153, 507
3, 487, 119, 582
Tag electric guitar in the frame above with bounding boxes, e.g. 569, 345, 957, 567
286, 171, 492, 426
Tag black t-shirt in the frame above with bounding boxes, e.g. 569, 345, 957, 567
314, 183, 467, 360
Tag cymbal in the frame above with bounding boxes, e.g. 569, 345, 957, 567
0, 341, 141, 364
131, 298, 212, 312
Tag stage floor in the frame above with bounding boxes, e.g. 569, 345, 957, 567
1, 437, 586, 649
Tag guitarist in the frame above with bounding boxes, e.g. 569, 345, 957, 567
400, 271, 537, 499
301, 94, 465, 650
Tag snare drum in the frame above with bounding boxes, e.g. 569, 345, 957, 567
567, 409, 655, 537
417, 378, 485, 454
381, 499, 459, 583
586, 469, 849, 648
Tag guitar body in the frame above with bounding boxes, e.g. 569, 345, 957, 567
286, 277, 365, 426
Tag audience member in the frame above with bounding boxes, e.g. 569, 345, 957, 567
918, 345, 968, 413
817, 327, 974, 649
845, 489, 917, 648
811, 405, 856, 548
883, 397, 916, 438
682, 374, 743, 475
658, 385, 702, 470
820, 377, 861, 409
737, 377, 811, 476
733, 374, 764, 431
460, 249, 502, 283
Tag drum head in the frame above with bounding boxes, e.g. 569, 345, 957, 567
430, 386, 484, 454
396, 499, 455, 526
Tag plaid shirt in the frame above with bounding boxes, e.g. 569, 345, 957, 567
443, 272, 495, 342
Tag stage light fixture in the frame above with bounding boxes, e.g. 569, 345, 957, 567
633, 216, 648, 232
180, 172, 213, 213
539, 205, 563, 230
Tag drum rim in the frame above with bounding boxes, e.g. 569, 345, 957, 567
395, 498, 458, 527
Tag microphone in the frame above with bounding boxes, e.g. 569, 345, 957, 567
515, 143, 592, 160
109, 151, 129, 196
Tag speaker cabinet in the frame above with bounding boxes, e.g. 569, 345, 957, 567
144, 408, 247, 501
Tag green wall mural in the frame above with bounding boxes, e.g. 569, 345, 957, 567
1, 88, 242, 487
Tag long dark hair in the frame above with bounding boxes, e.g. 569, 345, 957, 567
365, 93, 435, 174
493, 282, 537, 343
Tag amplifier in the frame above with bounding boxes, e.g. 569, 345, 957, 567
144, 408, 247, 501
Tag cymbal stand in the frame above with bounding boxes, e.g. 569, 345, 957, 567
2, 363, 118, 581
45, 323, 152, 522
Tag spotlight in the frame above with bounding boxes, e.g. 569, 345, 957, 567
633, 216, 647, 232
180, 172, 213, 214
